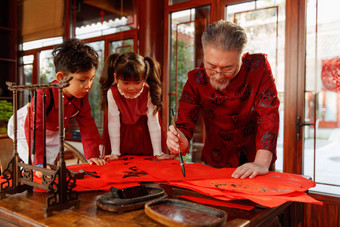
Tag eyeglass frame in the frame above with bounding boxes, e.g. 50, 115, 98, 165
203, 64, 239, 77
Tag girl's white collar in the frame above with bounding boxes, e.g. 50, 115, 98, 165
117, 83, 145, 99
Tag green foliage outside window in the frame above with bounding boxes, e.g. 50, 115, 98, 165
0, 100, 13, 133
170, 39, 194, 114
170, 39, 194, 162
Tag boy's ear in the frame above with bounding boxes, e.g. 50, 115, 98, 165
114, 73, 117, 82
56, 72, 65, 82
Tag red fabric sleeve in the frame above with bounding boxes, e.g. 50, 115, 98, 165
253, 56, 280, 161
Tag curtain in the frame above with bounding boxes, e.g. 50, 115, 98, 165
20, 0, 64, 42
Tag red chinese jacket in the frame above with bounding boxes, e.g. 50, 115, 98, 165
176, 53, 280, 168
24, 80, 101, 164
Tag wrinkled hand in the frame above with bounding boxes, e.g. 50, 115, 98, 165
88, 157, 107, 165
232, 162, 269, 179
104, 154, 119, 161
156, 154, 173, 160
166, 125, 189, 156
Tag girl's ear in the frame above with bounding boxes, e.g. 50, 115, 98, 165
56, 72, 65, 82
114, 73, 117, 82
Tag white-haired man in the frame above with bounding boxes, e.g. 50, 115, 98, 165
167, 20, 280, 179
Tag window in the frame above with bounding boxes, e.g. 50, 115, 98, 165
169, 6, 210, 162
303, 0, 340, 195
225, 0, 286, 172
19, 0, 138, 142
110, 39, 134, 54
39, 50, 55, 84
75, 0, 136, 39
21, 55, 34, 104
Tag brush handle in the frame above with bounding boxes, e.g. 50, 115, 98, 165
171, 109, 186, 177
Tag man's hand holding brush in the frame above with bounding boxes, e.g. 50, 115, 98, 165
167, 125, 189, 157
168, 109, 187, 177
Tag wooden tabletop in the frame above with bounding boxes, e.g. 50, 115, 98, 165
0, 183, 292, 227
0, 184, 290, 227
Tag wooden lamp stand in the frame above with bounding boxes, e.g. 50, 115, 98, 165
0, 78, 80, 217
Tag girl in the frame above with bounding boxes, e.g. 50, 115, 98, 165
100, 52, 171, 160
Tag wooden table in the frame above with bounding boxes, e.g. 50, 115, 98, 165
0, 183, 299, 227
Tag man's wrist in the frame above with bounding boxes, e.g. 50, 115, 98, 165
254, 149, 273, 168
184, 146, 190, 154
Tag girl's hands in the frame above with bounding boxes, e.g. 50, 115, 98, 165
88, 157, 107, 165
156, 154, 173, 160
104, 154, 120, 161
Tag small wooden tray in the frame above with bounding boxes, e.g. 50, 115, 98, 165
145, 199, 227, 227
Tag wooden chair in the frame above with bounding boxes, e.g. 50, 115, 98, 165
0, 135, 14, 174
63, 141, 87, 164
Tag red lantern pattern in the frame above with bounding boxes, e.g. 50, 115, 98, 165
321, 57, 340, 92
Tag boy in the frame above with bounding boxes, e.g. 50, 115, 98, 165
8, 39, 106, 166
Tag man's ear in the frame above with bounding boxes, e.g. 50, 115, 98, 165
56, 72, 64, 82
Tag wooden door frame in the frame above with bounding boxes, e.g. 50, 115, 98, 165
283, 0, 306, 174
162, 0, 216, 131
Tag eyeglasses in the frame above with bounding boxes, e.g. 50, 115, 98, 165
204, 67, 237, 77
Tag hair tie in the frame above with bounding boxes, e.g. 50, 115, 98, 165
114, 54, 121, 68
144, 58, 150, 76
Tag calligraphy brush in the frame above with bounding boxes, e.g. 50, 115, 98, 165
171, 109, 186, 177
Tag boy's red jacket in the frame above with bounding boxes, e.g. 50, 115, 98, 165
25, 80, 100, 164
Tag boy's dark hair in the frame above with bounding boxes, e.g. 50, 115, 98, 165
99, 52, 162, 115
52, 38, 99, 74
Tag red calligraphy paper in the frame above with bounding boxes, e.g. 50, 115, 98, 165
0, 155, 322, 208
181, 171, 316, 196
166, 180, 322, 208
67, 156, 231, 183
177, 195, 255, 211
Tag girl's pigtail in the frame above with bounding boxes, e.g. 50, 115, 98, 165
144, 57, 162, 115
99, 54, 119, 110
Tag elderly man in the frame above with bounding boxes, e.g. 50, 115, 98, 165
167, 20, 280, 179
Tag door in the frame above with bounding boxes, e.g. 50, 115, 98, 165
167, 5, 211, 162
222, 0, 286, 171
302, 0, 340, 197
302, 0, 340, 225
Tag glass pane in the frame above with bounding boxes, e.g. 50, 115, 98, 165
23, 37, 63, 51
170, 6, 210, 162
110, 39, 134, 54
304, 0, 340, 195
64, 41, 105, 140
169, 0, 190, 5
225, 0, 286, 172
76, 0, 136, 39
39, 50, 55, 84
23, 55, 33, 84
87, 41, 105, 135
22, 55, 33, 104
